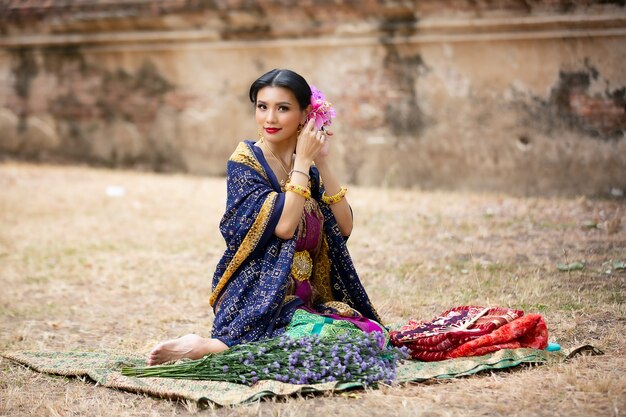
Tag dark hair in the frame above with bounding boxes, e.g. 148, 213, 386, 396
249, 69, 311, 110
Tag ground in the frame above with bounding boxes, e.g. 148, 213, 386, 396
0, 162, 624, 417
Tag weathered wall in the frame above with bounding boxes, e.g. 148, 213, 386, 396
0, 0, 625, 196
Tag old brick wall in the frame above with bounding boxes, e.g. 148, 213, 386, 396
0, 0, 624, 195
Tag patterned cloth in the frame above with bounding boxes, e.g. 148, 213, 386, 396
390, 306, 548, 361
210, 141, 382, 347
285, 309, 370, 341
285, 309, 389, 346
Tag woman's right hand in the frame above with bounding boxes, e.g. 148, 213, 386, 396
295, 119, 327, 165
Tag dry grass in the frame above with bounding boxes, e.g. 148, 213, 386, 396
0, 161, 624, 417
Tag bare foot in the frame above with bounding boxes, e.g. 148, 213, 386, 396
147, 334, 227, 366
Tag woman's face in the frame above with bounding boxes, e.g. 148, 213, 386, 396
255, 86, 307, 144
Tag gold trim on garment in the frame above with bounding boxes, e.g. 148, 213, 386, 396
291, 250, 313, 282
229, 141, 270, 183
310, 232, 333, 303
210, 192, 277, 307
282, 295, 298, 305
319, 301, 363, 317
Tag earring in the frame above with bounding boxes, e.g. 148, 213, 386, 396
258, 129, 264, 142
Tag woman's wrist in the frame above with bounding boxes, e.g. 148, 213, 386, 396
293, 157, 312, 173
290, 169, 310, 181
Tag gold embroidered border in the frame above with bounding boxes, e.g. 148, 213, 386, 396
282, 295, 298, 305
229, 142, 269, 183
210, 192, 277, 306
319, 301, 362, 317
311, 232, 334, 304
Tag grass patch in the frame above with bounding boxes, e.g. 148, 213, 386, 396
1, 162, 625, 417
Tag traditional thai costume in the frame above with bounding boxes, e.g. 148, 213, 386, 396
210, 141, 385, 347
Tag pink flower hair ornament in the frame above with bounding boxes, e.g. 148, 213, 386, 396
306, 85, 336, 131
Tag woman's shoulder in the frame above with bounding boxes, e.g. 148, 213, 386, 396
228, 140, 270, 182
228, 140, 255, 160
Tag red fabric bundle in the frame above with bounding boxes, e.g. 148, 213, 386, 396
389, 306, 548, 361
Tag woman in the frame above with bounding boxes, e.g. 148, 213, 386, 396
148, 69, 384, 366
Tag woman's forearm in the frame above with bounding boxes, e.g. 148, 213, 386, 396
315, 160, 353, 237
273, 158, 312, 239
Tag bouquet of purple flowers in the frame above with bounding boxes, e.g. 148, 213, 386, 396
122, 332, 408, 386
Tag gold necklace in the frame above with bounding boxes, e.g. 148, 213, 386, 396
261, 139, 293, 186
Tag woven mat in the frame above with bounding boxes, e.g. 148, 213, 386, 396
2, 349, 562, 406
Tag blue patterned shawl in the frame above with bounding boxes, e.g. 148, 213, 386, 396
210, 140, 381, 347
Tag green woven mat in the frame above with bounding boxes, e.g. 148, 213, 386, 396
2, 349, 562, 406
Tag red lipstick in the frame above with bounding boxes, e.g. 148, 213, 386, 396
264, 127, 281, 135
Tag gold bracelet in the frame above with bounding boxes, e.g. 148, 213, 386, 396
289, 169, 310, 181
321, 187, 347, 205
284, 181, 311, 199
